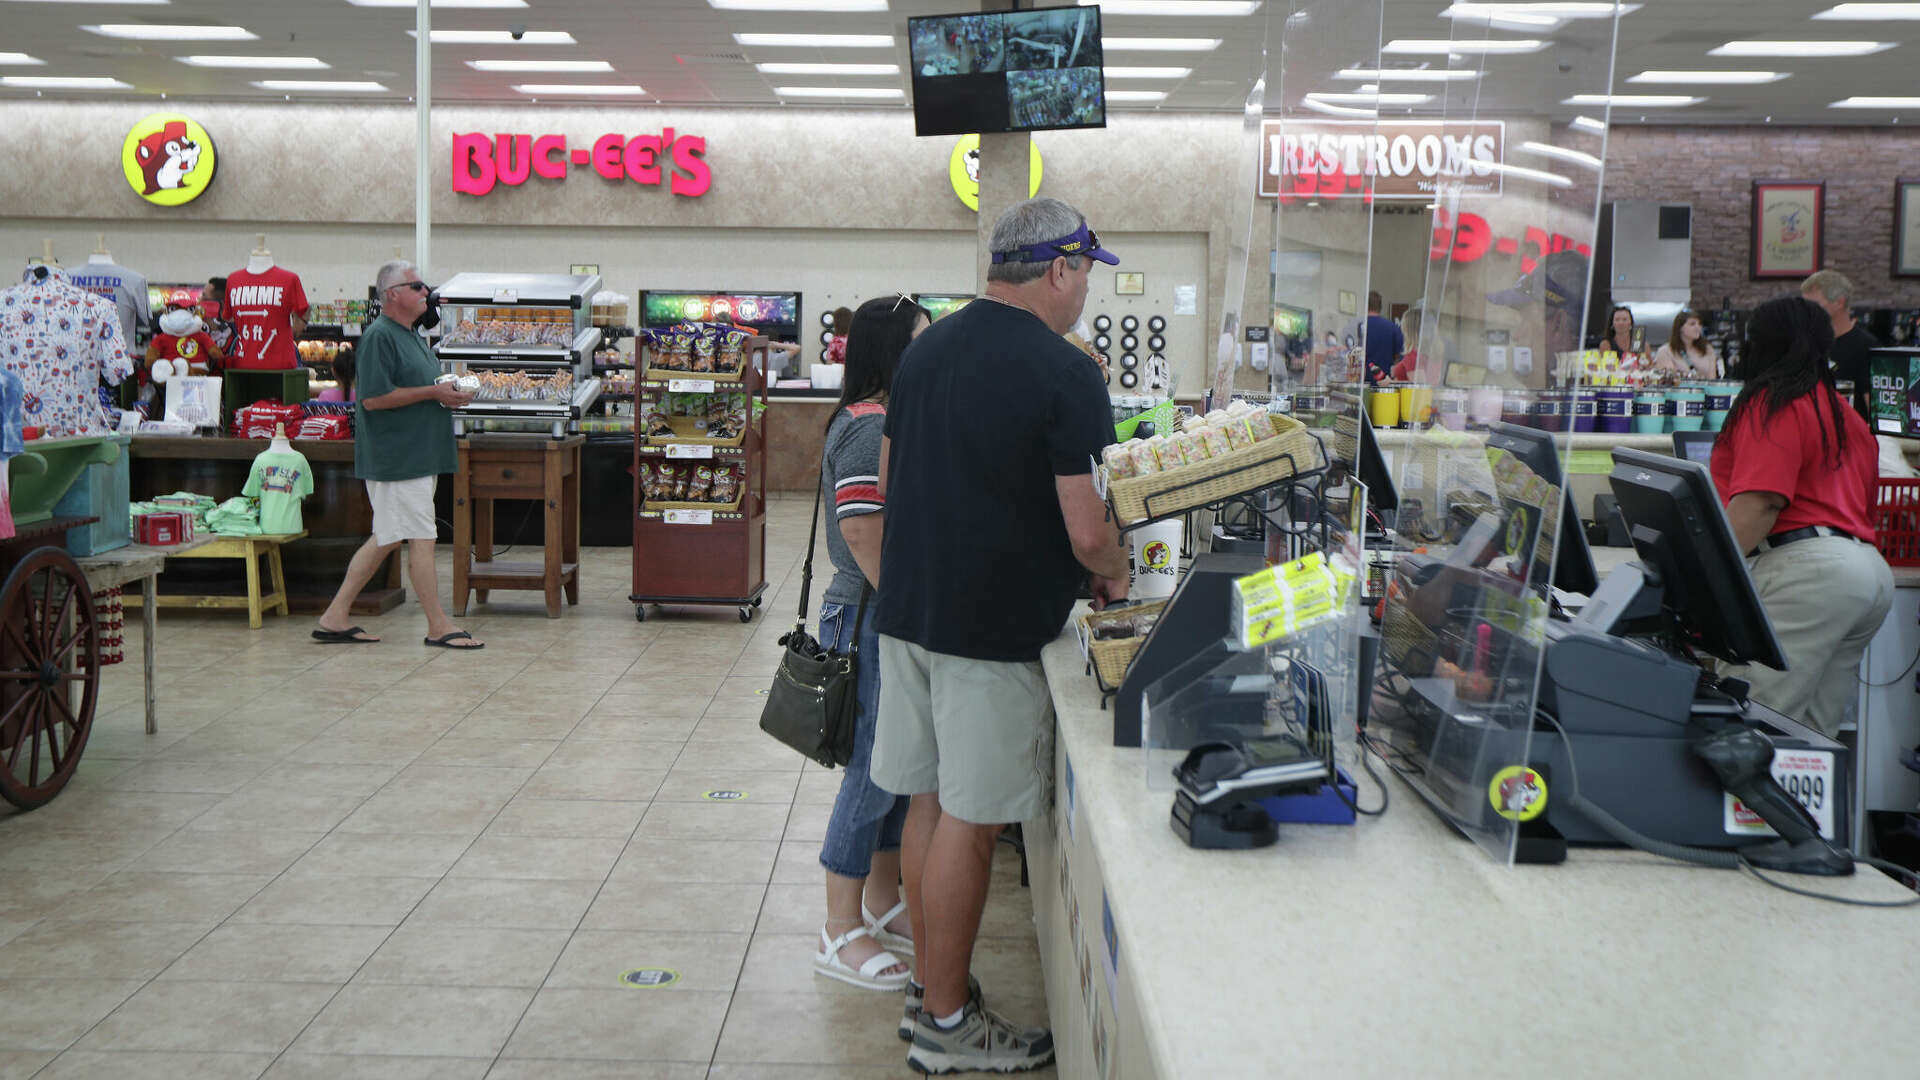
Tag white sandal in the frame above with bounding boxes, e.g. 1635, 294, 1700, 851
814, 924, 910, 991
863, 899, 914, 956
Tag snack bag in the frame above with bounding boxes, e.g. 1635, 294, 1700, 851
1193, 420, 1233, 459
1127, 440, 1161, 477
637, 463, 657, 500
644, 409, 675, 439
1149, 434, 1188, 472
671, 467, 692, 501
1244, 407, 1278, 442
710, 467, 740, 504
688, 465, 715, 502
1102, 442, 1138, 480
1170, 429, 1209, 464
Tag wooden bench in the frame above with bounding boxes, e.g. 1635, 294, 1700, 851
123, 530, 306, 629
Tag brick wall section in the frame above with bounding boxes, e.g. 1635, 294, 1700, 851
1601, 126, 1920, 309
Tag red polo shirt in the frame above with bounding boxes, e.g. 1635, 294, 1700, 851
1710, 387, 1877, 543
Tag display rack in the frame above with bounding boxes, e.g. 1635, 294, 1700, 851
629, 340, 770, 622
432, 271, 604, 439
1106, 430, 1333, 556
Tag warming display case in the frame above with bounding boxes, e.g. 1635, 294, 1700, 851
434, 272, 604, 438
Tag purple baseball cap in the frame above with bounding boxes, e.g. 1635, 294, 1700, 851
990, 221, 1120, 267
1488, 249, 1586, 314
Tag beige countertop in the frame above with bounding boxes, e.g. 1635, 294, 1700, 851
1039, 625, 1918, 1079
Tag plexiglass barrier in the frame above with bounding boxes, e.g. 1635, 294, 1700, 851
1366, 6, 1623, 864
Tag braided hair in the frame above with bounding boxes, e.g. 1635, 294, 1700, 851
1719, 295, 1845, 466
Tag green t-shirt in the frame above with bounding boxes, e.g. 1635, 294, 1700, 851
242, 447, 312, 535
354, 314, 456, 481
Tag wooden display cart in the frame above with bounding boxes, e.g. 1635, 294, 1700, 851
630, 342, 769, 622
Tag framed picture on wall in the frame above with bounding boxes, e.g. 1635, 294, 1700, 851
1338, 290, 1358, 315
1750, 180, 1824, 279
1894, 179, 1920, 278
1114, 272, 1145, 295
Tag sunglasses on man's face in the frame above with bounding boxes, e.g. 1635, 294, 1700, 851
390, 281, 430, 294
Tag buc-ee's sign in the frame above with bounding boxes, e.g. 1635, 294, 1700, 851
453, 130, 711, 197
1259, 119, 1505, 201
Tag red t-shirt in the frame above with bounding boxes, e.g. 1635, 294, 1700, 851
223, 266, 308, 370
153, 331, 219, 371
1710, 388, 1877, 543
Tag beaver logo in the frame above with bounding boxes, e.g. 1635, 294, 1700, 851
1488, 765, 1547, 822
947, 134, 1043, 213
121, 114, 217, 207
1141, 540, 1173, 571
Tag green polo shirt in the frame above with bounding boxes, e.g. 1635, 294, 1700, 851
354, 314, 456, 482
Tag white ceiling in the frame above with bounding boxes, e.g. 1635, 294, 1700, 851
0, 0, 1909, 125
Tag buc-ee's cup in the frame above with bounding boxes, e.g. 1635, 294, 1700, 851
1668, 387, 1707, 432
1632, 390, 1666, 435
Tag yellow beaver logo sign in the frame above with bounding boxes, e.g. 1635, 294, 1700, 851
1488, 765, 1547, 822
122, 113, 217, 207
949, 134, 1043, 212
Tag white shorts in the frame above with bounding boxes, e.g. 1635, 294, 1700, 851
366, 477, 438, 547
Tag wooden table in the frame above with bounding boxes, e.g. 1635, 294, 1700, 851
453, 435, 582, 619
76, 536, 212, 734
125, 531, 307, 629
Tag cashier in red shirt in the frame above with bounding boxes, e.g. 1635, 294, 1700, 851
1710, 295, 1894, 737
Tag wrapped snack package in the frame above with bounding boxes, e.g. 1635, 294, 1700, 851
687, 465, 715, 502
710, 467, 740, 504
1169, 429, 1208, 464
1102, 443, 1137, 480
1127, 440, 1161, 477
1218, 413, 1254, 450
644, 409, 675, 438
1194, 421, 1232, 459
637, 463, 657, 500
671, 467, 692, 501
1149, 435, 1188, 472
1244, 407, 1278, 442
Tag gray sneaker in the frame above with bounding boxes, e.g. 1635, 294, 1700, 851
901, 974, 983, 1041
908, 998, 1054, 1075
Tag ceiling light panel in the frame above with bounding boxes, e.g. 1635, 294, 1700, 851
734, 33, 892, 47
754, 62, 898, 74
1382, 39, 1548, 54
1106, 89, 1170, 101
1709, 40, 1893, 57
514, 83, 647, 95
1305, 91, 1434, 105
0, 53, 45, 65
1336, 67, 1480, 81
1518, 139, 1602, 168
347, 1, 528, 7
84, 24, 256, 40
1441, 3, 1640, 18
466, 59, 614, 72
253, 79, 386, 91
774, 85, 904, 98
1103, 38, 1223, 51
1813, 4, 1920, 18
1569, 114, 1608, 134
178, 55, 329, 69
1562, 93, 1702, 106
1831, 96, 1920, 107
1626, 70, 1786, 84
1103, 66, 1192, 78
1, 75, 130, 88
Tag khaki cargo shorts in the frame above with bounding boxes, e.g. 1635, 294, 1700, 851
870, 634, 1054, 826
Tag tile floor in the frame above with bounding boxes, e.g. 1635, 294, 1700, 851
0, 496, 1055, 1079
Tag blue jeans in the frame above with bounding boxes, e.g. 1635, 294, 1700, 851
817, 599, 908, 879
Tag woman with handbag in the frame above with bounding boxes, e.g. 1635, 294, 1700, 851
810, 294, 931, 990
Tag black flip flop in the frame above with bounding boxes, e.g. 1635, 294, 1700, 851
312, 626, 379, 644
424, 631, 485, 650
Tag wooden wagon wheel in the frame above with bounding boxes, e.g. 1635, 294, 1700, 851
0, 547, 100, 811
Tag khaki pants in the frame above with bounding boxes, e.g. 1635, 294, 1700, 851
1729, 535, 1894, 738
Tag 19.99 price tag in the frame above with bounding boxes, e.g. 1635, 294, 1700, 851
663, 509, 714, 526
1724, 749, 1836, 840
667, 379, 717, 394
665, 443, 713, 460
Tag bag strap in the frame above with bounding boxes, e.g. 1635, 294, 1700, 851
796, 454, 828, 626
846, 583, 871, 659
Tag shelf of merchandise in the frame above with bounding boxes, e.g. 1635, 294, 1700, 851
433, 272, 605, 440
630, 340, 769, 623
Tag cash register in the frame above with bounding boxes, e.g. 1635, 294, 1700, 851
1374, 447, 1854, 875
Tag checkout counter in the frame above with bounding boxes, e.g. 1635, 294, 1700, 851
1025, 437, 1919, 1078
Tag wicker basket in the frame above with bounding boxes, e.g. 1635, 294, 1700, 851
641, 349, 748, 384
1079, 599, 1168, 689
642, 487, 746, 515
1108, 415, 1320, 524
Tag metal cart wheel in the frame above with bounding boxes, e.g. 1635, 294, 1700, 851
0, 547, 101, 811
751, 597, 762, 608
738, 606, 754, 623
635, 605, 649, 623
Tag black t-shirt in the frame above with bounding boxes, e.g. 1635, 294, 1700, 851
876, 299, 1113, 662
1830, 324, 1880, 419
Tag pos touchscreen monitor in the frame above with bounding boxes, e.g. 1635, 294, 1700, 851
1483, 422, 1599, 596
1606, 448, 1786, 669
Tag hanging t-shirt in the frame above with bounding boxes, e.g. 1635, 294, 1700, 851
243, 446, 314, 535
0, 268, 132, 437
68, 261, 151, 350
223, 265, 309, 370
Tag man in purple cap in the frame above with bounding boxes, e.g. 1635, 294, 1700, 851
871, 196, 1126, 1073
1488, 248, 1591, 370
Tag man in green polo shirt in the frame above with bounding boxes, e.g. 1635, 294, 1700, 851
313, 259, 483, 649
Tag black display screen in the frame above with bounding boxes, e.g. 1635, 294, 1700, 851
909, 5, 1105, 137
